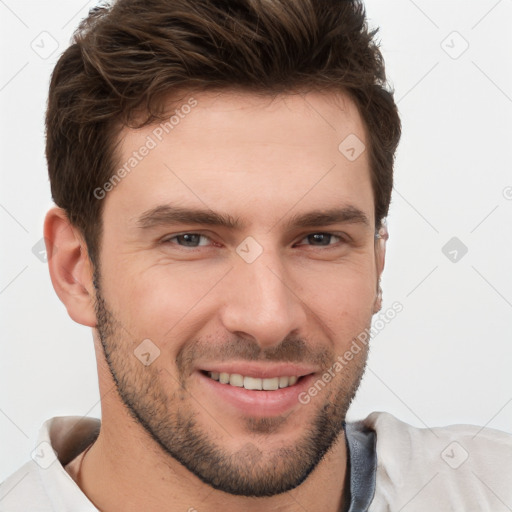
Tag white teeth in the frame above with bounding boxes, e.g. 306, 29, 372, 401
279, 376, 289, 388
262, 377, 279, 390
244, 376, 262, 390
229, 374, 244, 387
206, 372, 300, 390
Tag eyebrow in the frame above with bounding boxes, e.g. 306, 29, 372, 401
284, 206, 370, 229
135, 204, 370, 231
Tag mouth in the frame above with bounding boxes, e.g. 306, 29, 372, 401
196, 364, 318, 417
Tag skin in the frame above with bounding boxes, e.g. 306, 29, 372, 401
45, 89, 386, 512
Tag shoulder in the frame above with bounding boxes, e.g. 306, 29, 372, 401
0, 460, 52, 511
362, 411, 512, 512
1, 416, 100, 512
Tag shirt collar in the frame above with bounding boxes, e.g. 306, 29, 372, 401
38, 416, 377, 511
344, 420, 378, 511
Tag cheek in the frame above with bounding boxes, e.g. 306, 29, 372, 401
100, 245, 377, 350
104, 261, 228, 342
296, 259, 377, 333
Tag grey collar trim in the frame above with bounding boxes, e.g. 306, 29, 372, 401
344, 420, 377, 512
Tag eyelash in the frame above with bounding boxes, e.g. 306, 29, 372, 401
160, 232, 348, 249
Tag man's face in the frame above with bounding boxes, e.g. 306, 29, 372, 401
93, 90, 381, 496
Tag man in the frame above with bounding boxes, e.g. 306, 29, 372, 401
1, 0, 511, 510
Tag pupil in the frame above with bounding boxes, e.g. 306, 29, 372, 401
181, 234, 199, 246
309, 233, 329, 246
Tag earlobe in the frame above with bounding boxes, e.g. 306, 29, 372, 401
44, 207, 97, 327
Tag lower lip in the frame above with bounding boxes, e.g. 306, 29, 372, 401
197, 371, 317, 417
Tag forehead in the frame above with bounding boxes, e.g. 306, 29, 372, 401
106, 89, 374, 231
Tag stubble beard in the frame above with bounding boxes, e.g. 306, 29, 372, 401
93, 271, 369, 497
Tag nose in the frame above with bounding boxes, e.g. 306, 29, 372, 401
219, 248, 307, 350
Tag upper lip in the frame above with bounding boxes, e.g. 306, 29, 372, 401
198, 362, 318, 379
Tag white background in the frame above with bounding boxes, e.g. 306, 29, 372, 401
1, 0, 511, 481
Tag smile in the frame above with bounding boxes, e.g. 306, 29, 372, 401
205, 371, 299, 390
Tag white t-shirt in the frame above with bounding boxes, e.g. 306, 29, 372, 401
1, 412, 511, 511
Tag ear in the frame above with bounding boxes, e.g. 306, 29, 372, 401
44, 207, 97, 327
373, 224, 388, 314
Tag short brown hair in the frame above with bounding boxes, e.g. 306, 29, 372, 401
46, 0, 401, 267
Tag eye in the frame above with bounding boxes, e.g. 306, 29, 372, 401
295, 233, 345, 247
162, 233, 212, 247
